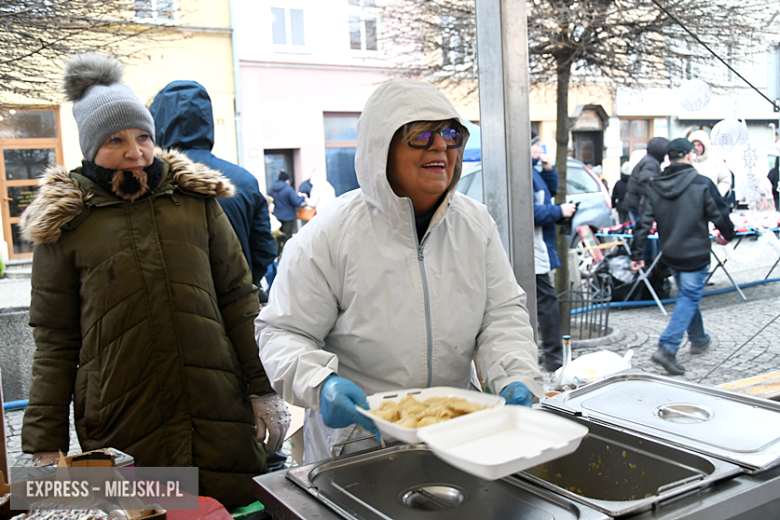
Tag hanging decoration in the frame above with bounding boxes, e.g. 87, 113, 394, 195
710, 118, 749, 153
730, 142, 774, 208
676, 78, 712, 112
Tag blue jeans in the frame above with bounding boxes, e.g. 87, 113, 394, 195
659, 266, 709, 354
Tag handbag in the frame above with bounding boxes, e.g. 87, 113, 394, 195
297, 206, 316, 222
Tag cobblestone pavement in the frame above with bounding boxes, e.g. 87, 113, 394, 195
5, 238, 780, 468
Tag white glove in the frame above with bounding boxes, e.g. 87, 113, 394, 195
249, 393, 291, 454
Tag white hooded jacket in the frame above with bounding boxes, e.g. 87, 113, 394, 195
255, 79, 543, 463
689, 130, 732, 198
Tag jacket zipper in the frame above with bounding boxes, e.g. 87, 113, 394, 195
409, 200, 434, 388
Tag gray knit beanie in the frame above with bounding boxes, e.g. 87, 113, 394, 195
62, 53, 155, 162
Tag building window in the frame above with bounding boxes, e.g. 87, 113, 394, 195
619, 119, 650, 165
134, 0, 179, 25
271, 7, 306, 47
324, 113, 360, 196
0, 107, 63, 258
348, 0, 379, 52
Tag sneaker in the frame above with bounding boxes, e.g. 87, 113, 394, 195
651, 347, 686, 375
690, 335, 711, 355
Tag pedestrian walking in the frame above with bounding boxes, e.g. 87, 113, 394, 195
630, 138, 735, 375
269, 171, 306, 240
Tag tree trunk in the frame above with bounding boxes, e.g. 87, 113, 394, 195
554, 60, 572, 301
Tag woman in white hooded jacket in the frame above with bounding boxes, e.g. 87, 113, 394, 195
255, 78, 543, 464
689, 129, 732, 198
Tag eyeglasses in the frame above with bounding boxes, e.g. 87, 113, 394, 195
407, 127, 464, 149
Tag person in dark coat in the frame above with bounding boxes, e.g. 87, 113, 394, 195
630, 138, 734, 376
298, 177, 312, 197
623, 137, 669, 217
270, 171, 306, 239
768, 156, 779, 211
612, 167, 630, 224
530, 132, 577, 372
20, 54, 290, 510
149, 80, 277, 292
624, 137, 669, 260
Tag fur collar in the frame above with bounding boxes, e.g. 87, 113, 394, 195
20, 148, 236, 245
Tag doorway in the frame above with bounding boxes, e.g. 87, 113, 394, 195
264, 149, 295, 192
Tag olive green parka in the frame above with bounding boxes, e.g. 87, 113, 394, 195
19, 149, 271, 510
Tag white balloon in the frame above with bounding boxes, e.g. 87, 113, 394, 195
676, 78, 712, 112
710, 118, 749, 152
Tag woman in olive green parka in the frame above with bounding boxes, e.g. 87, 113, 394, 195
19, 53, 277, 510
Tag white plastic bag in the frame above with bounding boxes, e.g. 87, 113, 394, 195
554, 349, 634, 389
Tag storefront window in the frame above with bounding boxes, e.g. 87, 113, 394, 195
0, 110, 57, 139
5, 148, 55, 180
0, 107, 63, 258
619, 118, 651, 166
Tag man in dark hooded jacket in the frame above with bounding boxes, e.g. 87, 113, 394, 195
150, 80, 289, 471
623, 137, 669, 217
623, 136, 669, 261
630, 138, 734, 376
149, 81, 277, 292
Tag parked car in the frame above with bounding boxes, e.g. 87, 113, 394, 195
456, 158, 615, 276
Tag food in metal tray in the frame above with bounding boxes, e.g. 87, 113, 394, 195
368, 394, 487, 428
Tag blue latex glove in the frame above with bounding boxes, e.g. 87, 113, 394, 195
319, 375, 379, 436
499, 382, 533, 407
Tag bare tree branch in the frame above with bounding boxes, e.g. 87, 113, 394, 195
0, 0, 182, 102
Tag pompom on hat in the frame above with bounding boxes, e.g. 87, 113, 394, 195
62, 53, 155, 162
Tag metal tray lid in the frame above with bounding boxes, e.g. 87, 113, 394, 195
542, 371, 780, 472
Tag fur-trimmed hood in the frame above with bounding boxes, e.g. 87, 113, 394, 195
20, 148, 235, 245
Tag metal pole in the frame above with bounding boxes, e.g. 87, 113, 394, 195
475, 0, 537, 332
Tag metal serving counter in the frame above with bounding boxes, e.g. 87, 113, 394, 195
253, 373, 780, 519
253, 457, 780, 520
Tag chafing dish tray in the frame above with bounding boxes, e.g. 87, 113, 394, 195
542, 371, 780, 472
518, 413, 741, 517
286, 444, 609, 520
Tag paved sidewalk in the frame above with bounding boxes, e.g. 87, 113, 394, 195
5, 238, 780, 468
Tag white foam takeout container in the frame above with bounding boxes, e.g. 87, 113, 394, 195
355, 386, 505, 443
417, 406, 589, 480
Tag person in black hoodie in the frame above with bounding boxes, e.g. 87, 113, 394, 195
612, 164, 630, 224
630, 138, 735, 375
624, 137, 669, 260
149, 81, 277, 293
768, 155, 779, 211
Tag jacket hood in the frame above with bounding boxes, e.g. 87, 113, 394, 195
688, 129, 711, 162
651, 162, 698, 199
646, 137, 670, 163
355, 78, 469, 224
149, 80, 214, 151
20, 148, 234, 245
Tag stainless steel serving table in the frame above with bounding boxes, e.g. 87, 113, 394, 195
253, 372, 780, 519
253, 456, 780, 519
